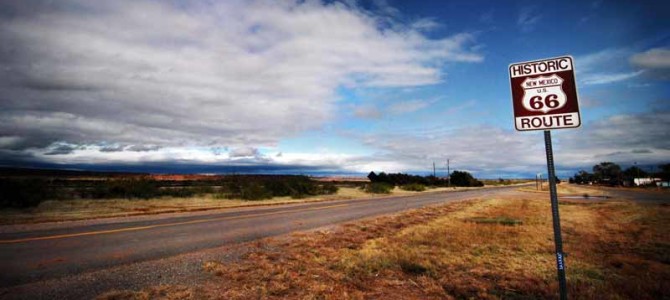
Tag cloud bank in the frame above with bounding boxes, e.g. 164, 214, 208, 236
0, 0, 482, 156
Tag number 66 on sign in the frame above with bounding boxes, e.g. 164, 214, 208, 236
509, 56, 581, 131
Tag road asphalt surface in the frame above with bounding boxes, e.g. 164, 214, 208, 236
0, 184, 665, 299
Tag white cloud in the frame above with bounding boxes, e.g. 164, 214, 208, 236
388, 99, 435, 115
229, 147, 261, 158
353, 105, 382, 119
630, 48, 670, 80
348, 126, 546, 175
575, 47, 646, 85
580, 70, 644, 85
517, 6, 542, 33
575, 48, 630, 74
17, 112, 667, 178
556, 112, 670, 167
630, 48, 670, 69
337, 111, 670, 176
411, 18, 440, 32
0, 0, 483, 156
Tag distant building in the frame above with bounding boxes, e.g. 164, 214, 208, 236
633, 178, 662, 186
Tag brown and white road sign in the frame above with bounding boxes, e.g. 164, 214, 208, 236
509, 56, 581, 131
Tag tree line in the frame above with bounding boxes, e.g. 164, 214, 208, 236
365, 170, 483, 194
569, 162, 669, 186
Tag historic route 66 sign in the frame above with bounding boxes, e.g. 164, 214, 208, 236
521, 74, 567, 114
509, 56, 581, 131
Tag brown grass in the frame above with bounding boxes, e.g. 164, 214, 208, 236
96, 285, 198, 300
0, 187, 375, 224
98, 192, 669, 299
517, 182, 605, 195
0, 185, 490, 225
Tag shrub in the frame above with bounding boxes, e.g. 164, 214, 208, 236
89, 179, 159, 199
239, 183, 273, 200
365, 182, 393, 194
367, 171, 448, 187
223, 175, 338, 200
159, 187, 196, 198
400, 183, 426, 192
319, 183, 339, 195
0, 178, 52, 208
450, 171, 484, 187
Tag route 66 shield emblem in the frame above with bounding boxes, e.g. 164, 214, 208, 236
521, 74, 567, 113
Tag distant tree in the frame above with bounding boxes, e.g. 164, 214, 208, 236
572, 170, 593, 184
0, 178, 52, 208
449, 171, 483, 187
376, 172, 390, 184
623, 166, 647, 179
367, 171, 448, 187
659, 163, 670, 182
592, 162, 622, 185
364, 182, 393, 194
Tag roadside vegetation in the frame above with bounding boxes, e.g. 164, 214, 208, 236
399, 183, 427, 192
100, 192, 669, 299
480, 178, 525, 186
0, 175, 337, 209
0, 169, 508, 224
0, 178, 53, 208
223, 175, 338, 200
570, 161, 669, 187
364, 170, 484, 194
0, 169, 493, 209
363, 182, 394, 194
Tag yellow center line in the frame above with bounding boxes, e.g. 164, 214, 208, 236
0, 203, 349, 244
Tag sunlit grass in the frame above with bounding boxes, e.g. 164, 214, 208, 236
187, 194, 668, 299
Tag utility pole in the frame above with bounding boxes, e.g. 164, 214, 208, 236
433, 162, 436, 177
447, 159, 450, 187
634, 162, 639, 186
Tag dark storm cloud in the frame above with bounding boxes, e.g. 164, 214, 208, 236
44, 144, 84, 155
99, 145, 125, 152
127, 145, 161, 152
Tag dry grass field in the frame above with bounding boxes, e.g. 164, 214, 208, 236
98, 190, 669, 299
0, 186, 480, 225
0, 187, 360, 224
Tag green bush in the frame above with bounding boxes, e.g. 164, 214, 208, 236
223, 175, 338, 200
0, 178, 52, 208
319, 183, 339, 195
400, 183, 426, 192
239, 183, 273, 200
159, 186, 215, 198
89, 179, 159, 199
450, 171, 484, 187
364, 182, 393, 194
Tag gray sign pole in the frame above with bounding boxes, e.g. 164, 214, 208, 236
544, 130, 567, 300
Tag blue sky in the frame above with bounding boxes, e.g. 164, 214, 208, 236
0, 0, 668, 178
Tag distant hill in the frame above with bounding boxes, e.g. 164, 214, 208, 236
0, 167, 147, 178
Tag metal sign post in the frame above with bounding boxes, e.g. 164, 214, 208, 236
544, 130, 567, 300
509, 55, 581, 300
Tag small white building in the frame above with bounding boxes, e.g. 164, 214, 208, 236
633, 178, 662, 186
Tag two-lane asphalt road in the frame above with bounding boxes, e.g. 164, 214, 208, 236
0, 185, 525, 290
